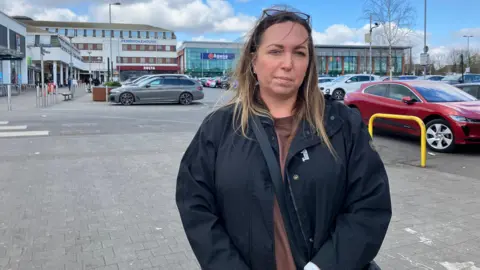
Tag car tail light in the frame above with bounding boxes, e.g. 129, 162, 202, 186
197, 86, 203, 91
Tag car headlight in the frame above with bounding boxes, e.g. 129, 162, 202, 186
449, 115, 473, 122
325, 88, 330, 94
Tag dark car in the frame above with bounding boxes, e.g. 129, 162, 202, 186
455, 83, 480, 99
344, 80, 480, 153
109, 76, 204, 105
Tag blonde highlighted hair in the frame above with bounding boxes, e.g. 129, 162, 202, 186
225, 8, 335, 154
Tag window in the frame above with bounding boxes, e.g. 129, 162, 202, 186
140, 31, 147, 38
131, 31, 138, 38
347, 76, 359, 82
358, 75, 374, 82
364, 84, 388, 97
180, 79, 195, 86
388, 84, 418, 101
122, 30, 129, 38
149, 79, 163, 86
164, 78, 179, 85
458, 85, 479, 98
415, 83, 477, 102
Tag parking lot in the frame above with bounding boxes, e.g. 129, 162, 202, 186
0, 87, 479, 269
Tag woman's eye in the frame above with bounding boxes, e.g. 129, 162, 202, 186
296, 51, 306, 56
269, 50, 281, 54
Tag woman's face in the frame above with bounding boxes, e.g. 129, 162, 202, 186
253, 21, 310, 99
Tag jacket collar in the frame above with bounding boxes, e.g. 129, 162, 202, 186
258, 100, 344, 140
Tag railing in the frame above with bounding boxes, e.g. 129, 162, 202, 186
368, 113, 427, 168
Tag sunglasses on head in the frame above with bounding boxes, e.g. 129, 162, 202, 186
261, 8, 311, 25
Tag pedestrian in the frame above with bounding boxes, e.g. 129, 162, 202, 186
68, 77, 72, 91
176, 5, 392, 270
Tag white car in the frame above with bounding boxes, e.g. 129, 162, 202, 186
322, 74, 380, 100
318, 76, 334, 88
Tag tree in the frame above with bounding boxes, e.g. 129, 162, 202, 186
362, 0, 417, 78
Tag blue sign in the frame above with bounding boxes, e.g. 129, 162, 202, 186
201, 53, 235, 60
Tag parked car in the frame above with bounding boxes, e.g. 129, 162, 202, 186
416, 75, 445, 81
109, 76, 204, 106
441, 74, 480, 85
344, 80, 480, 153
455, 83, 480, 99
321, 74, 380, 100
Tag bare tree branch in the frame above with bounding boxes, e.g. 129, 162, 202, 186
361, 0, 417, 76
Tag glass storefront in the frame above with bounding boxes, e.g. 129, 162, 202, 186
184, 47, 241, 77
10, 60, 21, 84
315, 46, 410, 76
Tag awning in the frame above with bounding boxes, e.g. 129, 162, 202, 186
117, 65, 179, 71
0, 45, 25, 60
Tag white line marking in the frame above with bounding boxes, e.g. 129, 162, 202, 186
0, 131, 49, 138
439, 261, 480, 270
0, 121, 9, 125
61, 123, 98, 127
0, 125, 27, 130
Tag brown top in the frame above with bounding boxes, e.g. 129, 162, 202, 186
273, 116, 296, 270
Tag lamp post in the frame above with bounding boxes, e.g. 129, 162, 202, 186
369, 14, 379, 81
423, 0, 428, 79
463, 35, 473, 70
109, 2, 121, 82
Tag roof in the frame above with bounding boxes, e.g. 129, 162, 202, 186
14, 19, 173, 33
26, 25, 50, 34
314, 44, 412, 50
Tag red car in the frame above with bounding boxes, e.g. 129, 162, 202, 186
344, 80, 480, 152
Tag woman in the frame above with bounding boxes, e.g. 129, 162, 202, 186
176, 6, 392, 270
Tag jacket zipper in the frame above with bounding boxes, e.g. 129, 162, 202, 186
285, 171, 310, 254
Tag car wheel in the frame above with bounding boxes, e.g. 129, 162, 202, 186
425, 119, 456, 153
179, 92, 193, 105
332, 89, 345, 100
119, 92, 134, 106
221, 84, 228, 89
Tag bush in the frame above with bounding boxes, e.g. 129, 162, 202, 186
104, 81, 122, 87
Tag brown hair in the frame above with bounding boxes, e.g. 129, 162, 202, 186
226, 7, 335, 154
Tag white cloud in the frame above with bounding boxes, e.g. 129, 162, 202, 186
191, 35, 229, 42
89, 0, 257, 34
4, 0, 256, 34
4, 0, 88, 22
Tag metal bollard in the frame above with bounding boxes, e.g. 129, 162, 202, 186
105, 86, 108, 103
36, 85, 40, 108
7, 85, 12, 111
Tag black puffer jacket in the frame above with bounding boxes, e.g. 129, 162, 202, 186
176, 99, 392, 270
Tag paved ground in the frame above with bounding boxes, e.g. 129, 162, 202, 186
0, 87, 479, 269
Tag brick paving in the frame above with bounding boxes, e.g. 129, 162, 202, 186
0, 88, 479, 269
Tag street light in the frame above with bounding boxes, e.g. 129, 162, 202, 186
109, 2, 121, 82
369, 14, 379, 81
463, 35, 474, 70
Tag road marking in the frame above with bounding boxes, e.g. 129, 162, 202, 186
0, 131, 49, 138
0, 121, 8, 125
61, 123, 98, 127
0, 125, 28, 130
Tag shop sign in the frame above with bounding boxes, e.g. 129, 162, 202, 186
121, 39, 157, 44
200, 53, 235, 60
143, 66, 156, 70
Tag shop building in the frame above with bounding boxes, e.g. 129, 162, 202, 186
0, 11, 27, 84
177, 41, 242, 77
177, 41, 412, 78
15, 17, 178, 82
315, 44, 412, 76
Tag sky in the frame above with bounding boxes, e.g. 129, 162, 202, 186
1, 0, 479, 64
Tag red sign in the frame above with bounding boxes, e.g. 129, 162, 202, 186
117, 65, 179, 71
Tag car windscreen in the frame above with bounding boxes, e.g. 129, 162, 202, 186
414, 83, 478, 102
441, 75, 460, 82
332, 76, 347, 82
